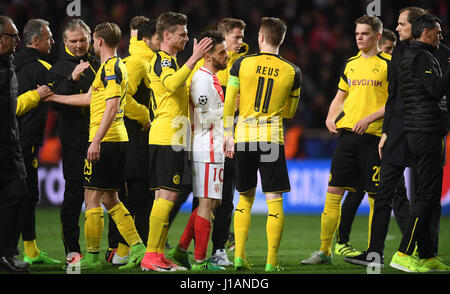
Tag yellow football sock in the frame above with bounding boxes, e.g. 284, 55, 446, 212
157, 224, 169, 255
319, 192, 343, 256
117, 242, 129, 257
234, 195, 255, 260
367, 195, 375, 249
266, 198, 284, 266
24, 240, 39, 258
108, 202, 142, 247
146, 198, 174, 253
85, 207, 104, 253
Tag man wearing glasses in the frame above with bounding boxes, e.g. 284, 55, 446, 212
0, 16, 31, 273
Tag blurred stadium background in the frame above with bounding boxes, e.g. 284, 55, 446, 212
3, 0, 450, 215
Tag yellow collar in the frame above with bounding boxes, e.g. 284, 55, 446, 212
128, 36, 154, 58
228, 42, 249, 63
65, 45, 76, 57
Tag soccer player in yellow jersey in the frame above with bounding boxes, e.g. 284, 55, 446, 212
107, 19, 161, 267
141, 11, 212, 272
46, 22, 146, 271
123, 19, 159, 130
223, 17, 302, 272
334, 26, 398, 259
301, 15, 391, 265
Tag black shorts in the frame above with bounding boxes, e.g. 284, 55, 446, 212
83, 142, 126, 191
234, 142, 290, 193
148, 145, 185, 192
329, 130, 381, 194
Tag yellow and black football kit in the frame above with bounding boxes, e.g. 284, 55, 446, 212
329, 51, 391, 194
319, 51, 391, 257
148, 50, 191, 147
83, 55, 143, 257
223, 52, 301, 193
145, 50, 195, 257
224, 51, 301, 267
336, 51, 391, 137
84, 56, 129, 191
123, 37, 155, 181
89, 56, 129, 143
123, 36, 153, 126
147, 50, 192, 191
224, 52, 301, 144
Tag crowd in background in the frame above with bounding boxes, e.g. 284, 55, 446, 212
2, 0, 448, 160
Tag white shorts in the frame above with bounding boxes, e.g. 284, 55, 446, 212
192, 161, 224, 199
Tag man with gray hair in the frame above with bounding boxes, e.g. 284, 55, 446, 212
15, 18, 60, 266
47, 18, 100, 267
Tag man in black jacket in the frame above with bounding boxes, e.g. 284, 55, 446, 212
47, 18, 99, 266
15, 18, 60, 265
0, 15, 30, 273
390, 14, 449, 273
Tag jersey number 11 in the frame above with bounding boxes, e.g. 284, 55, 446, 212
254, 77, 274, 114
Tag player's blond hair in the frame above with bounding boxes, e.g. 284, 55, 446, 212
260, 17, 287, 47
217, 18, 246, 35
94, 22, 121, 48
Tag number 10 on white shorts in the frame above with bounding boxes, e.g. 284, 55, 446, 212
192, 161, 224, 199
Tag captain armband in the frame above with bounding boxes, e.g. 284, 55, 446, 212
227, 75, 240, 88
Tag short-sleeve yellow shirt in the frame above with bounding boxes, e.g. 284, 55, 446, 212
336, 51, 391, 137
89, 56, 129, 142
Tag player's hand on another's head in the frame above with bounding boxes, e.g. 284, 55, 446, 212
192, 37, 212, 61
36, 85, 54, 100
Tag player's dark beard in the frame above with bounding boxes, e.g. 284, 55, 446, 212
212, 56, 227, 71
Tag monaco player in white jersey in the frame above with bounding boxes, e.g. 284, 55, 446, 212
190, 62, 226, 195
191, 66, 225, 172
168, 31, 230, 271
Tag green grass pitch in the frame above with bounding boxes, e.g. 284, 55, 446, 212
11, 207, 450, 275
